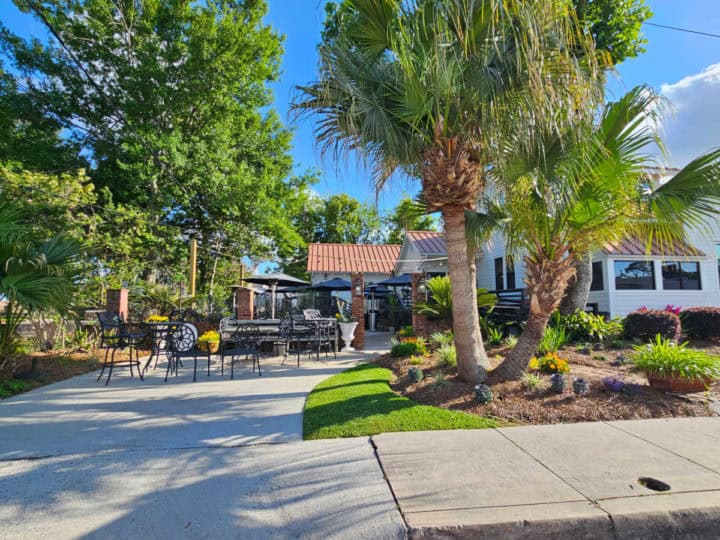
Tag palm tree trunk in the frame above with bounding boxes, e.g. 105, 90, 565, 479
442, 205, 489, 382
559, 254, 592, 315
490, 253, 575, 383
490, 310, 550, 381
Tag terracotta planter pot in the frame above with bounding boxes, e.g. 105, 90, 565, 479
645, 371, 713, 393
398, 336, 416, 343
198, 341, 220, 354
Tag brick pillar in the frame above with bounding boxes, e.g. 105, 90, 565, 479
107, 288, 129, 321
350, 273, 365, 350
235, 287, 254, 320
411, 273, 428, 337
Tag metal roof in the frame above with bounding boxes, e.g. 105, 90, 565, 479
405, 231, 446, 256
307, 243, 401, 274
602, 237, 705, 257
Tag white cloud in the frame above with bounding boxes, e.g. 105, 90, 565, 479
658, 63, 720, 167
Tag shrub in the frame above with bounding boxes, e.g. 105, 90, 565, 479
437, 344, 457, 370
430, 370, 449, 389
623, 309, 681, 342
396, 326, 415, 338
408, 355, 424, 365
0, 379, 33, 399
538, 326, 568, 355
521, 373, 547, 392
503, 335, 518, 348
430, 330, 454, 348
553, 310, 623, 343
632, 335, 720, 381
390, 338, 427, 357
680, 307, 720, 340
530, 352, 570, 374
485, 325, 503, 346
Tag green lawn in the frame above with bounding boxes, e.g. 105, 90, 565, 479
303, 363, 500, 439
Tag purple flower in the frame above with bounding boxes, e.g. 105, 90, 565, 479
602, 375, 625, 393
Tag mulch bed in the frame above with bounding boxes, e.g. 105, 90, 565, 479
374, 343, 720, 425
3, 348, 149, 395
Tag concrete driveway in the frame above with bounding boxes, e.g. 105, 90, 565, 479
0, 336, 406, 539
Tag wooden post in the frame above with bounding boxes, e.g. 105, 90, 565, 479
189, 238, 197, 297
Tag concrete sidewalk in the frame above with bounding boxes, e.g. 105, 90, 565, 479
0, 333, 406, 539
373, 418, 720, 539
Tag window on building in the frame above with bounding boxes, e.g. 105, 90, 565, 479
506, 256, 516, 289
662, 261, 701, 290
590, 261, 604, 291
494, 257, 504, 291
614, 260, 655, 290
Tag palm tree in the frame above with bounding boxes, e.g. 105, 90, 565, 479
295, 0, 599, 382
0, 204, 79, 375
489, 86, 720, 381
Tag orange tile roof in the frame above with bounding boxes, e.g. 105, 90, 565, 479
307, 243, 401, 274
405, 231, 446, 255
603, 237, 705, 257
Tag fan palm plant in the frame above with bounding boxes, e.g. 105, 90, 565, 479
0, 204, 80, 375
489, 86, 720, 381
295, 0, 600, 382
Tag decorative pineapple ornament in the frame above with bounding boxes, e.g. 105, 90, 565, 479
408, 366, 423, 383
573, 377, 589, 396
474, 384, 493, 404
550, 373, 566, 394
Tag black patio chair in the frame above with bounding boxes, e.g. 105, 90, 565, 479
220, 323, 261, 378
96, 311, 145, 386
165, 323, 211, 382
273, 315, 292, 362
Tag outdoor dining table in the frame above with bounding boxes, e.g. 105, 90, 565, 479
143, 321, 184, 374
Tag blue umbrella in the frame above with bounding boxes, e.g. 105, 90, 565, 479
308, 278, 352, 291
378, 274, 412, 286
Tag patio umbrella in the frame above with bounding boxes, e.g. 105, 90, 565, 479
244, 273, 310, 319
378, 274, 412, 287
308, 277, 352, 291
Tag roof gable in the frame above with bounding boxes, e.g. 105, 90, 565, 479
405, 231, 446, 256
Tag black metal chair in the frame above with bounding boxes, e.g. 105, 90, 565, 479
96, 311, 145, 386
273, 315, 292, 363
143, 322, 177, 374
165, 323, 211, 382
220, 323, 261, 378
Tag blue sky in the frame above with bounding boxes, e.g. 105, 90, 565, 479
2, 1, 720, 212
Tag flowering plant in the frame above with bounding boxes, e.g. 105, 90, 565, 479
529, 352, 570, 374
146, 314, 169, 323
198, 330, 220, 344
335, 298, 354, 323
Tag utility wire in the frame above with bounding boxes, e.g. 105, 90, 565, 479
645, 22, 720, 39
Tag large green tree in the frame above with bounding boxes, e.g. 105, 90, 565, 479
297, 0, 600, 382
0, 0, 306, 289
385, 197, 438, 244
281, 192, 384, 278
574, 0, 652, 65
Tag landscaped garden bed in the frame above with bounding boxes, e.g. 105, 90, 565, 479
375, 327, 720, 425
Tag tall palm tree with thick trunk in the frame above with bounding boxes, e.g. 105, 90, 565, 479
295, 0, 599, 382
490, 87, 720, 382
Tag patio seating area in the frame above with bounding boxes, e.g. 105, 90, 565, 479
95, 309, 345, 386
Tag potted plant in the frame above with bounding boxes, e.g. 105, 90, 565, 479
335, 307, 358, 352
632, 335, 720, 392
395, 325, 416, 342
197, 330, 221, 354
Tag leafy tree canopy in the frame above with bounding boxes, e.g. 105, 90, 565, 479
573, 0, 652, 65
281, 192, 383, 278
385, 197, 438, 244
0, 0, 308, 290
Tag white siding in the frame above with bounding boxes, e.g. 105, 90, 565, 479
394, 238, 448, 275
587, 256, 611, 315
476, 231, 525, 290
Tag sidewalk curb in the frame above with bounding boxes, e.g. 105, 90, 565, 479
407, 501, 720, 539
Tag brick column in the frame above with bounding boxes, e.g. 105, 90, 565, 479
107, 288, 129, 321
350, 273, 365, 350
235, 286, 254, 320
411, 273, 428, 337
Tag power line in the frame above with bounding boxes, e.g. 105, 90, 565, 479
645, 22, 720, 39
